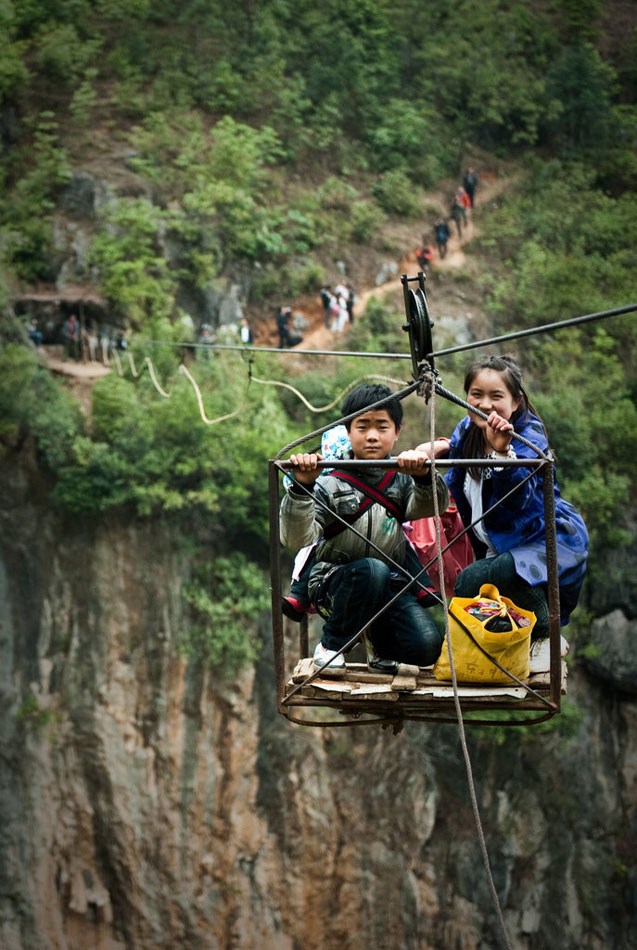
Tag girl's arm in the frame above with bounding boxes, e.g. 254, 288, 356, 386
413, 437, 450, 459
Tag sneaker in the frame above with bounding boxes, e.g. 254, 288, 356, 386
312, 641, 346, 672
529, 636, 570, 673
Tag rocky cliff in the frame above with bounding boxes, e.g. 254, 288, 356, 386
0, 447, 635, 950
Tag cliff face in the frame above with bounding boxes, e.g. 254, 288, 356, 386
1, 450, 635, 950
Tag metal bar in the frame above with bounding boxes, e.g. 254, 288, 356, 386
542, 459, 562, 712
299, 614, 309, 659
268, 461, 287, 713
277, 457, 544, 470
427, 302, 637, 359
145, 339, 413, 359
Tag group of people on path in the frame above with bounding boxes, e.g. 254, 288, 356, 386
320, 282, 356, 334
417, 166, 479, 268
280, 357, 588, 675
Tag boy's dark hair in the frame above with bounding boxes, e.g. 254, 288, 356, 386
341, 384, 402, 430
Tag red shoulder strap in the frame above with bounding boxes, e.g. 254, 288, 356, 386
322, 470, 403, 539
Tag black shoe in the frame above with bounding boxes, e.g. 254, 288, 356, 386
362, 633, 399, 675
367, 657, 400, 674
282, 596, 307, 622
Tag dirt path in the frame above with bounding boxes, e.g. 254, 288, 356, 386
297, 171, 518, 352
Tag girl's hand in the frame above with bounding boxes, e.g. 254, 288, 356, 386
397, 450, 431, 477
485, 412, 514, 453
288, 452, 324, 484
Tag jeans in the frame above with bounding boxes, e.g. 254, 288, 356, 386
454, 552, 549, 637
313, 557, 443, 666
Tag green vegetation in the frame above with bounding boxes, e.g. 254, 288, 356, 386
180, 553, 269, 673
0, 0, 636, 675
467, 698, 586, 746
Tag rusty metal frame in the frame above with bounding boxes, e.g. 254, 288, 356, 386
269, 447, 563, 729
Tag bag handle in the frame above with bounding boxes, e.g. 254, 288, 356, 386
477, 583, 509, 616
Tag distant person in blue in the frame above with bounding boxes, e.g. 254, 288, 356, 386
28, 317, 42, 347
417, 355, 588, 636
433, 217, 450, 259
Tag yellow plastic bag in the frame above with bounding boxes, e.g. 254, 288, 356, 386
434, 583, 536, 683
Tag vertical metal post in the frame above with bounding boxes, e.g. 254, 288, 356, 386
542, 459, 562, 711
268, 461, 286, 712
299, 615, 309, 660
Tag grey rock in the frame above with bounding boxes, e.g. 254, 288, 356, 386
583, 609, 637, 694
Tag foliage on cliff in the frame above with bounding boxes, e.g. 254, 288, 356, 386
1, 0, 636, 295
1, 0, 636, 613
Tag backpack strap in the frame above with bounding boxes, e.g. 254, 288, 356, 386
322, 470, 403, 540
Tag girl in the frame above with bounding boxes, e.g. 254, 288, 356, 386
419, 355, 588, 637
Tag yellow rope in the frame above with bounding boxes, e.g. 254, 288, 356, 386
249, 373, 407, 413
144, 357, 171, 398
127, 350, 139, 378
112, 349, 124, 377
178, 363, 243, 425
121, 350, 408, 426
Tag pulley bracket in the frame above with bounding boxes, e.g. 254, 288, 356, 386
401, 273, 434, 378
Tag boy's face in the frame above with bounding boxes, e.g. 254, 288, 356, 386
348, 409, 399, 460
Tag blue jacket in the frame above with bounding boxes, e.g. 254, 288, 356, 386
445, 412, 589, 624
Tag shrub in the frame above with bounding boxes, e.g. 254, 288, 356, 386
180, 554, 269, 674
373, 169, 415, 217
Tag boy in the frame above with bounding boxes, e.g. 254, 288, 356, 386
280, 384, 448, 672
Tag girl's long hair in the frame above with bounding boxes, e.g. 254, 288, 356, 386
462, 355, 544, 477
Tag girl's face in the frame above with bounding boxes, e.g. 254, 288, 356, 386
466, 368, 520, 428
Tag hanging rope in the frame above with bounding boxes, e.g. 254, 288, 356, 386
250, 372, 407, 413
178, 363, 244, 425
127, 350, 139, 378
426, 374, 513, 950
110, 344, 412, 426
144, 356, 171, 398
111, 348, 124, 377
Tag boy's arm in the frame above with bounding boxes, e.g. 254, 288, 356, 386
280, 452, 327, 550
405, 471, 449, 520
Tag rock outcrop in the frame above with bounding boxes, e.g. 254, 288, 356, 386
0, 449, 635, 950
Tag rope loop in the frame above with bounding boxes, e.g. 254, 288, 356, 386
417, 366, 437, 403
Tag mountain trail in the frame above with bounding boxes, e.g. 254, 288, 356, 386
295, 170, 518, 353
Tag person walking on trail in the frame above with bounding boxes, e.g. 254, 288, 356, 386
416, 244, 435, 270
463, 167, 478, 208
433, 218, 450, 259
332, 290, 349, 333
320, 284, 332, 328
346, 282, 356, 324
450, 193, 466, 238
63, 313, 81, 361
276, 306, 292, 348
240, 316, 253, 345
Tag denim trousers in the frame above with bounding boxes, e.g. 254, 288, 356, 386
313, 557, 443, 666
454, 552, 549, 637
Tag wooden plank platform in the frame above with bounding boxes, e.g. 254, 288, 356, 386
285, 646, 567, 709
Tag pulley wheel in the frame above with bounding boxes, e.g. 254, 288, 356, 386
404, 287, 434, 377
